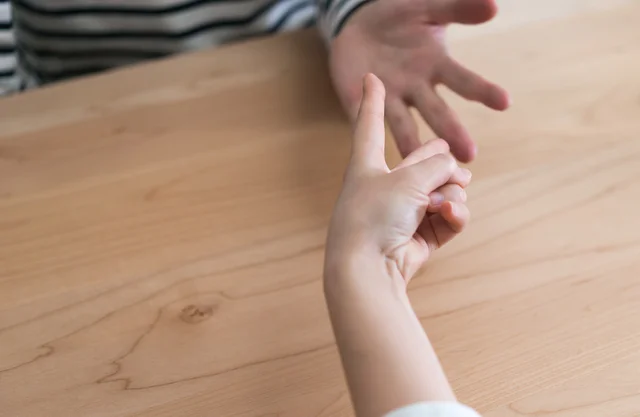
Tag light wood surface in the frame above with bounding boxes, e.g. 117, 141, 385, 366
1, 2, 640, 416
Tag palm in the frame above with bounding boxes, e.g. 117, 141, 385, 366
329, 0, 509, 162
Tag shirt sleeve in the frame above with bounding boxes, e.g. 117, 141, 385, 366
0, 0, 23, 95
316, 0, 374, 40
384, 402, 482, 417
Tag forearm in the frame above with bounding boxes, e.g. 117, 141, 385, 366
324, 257, 455, 417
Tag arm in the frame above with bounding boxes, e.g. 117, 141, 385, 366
324, 74, 478, 417
325, 259, 455, 417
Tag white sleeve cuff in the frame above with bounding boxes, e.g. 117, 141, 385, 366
384, 402, 482, 417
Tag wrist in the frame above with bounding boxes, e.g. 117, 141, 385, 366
323, 247, 408, 298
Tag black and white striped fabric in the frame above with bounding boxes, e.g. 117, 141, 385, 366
0, 0, 372, 96
0, 0, 20, 94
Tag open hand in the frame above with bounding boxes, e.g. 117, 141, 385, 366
329, 0, 510, 162
326, 74, 471, 285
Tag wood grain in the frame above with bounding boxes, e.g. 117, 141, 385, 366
1, 2, 640, 416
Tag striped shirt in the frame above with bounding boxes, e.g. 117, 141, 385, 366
0, 0, 371, 95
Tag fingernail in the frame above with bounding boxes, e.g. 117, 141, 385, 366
430, 192, 444, 206
462, 168, 472, 182
460, 189, 467, 202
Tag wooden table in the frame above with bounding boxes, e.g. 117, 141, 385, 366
1, 2, 639, 416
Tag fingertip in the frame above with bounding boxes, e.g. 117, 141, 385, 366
468, 142, 478, 161
454, 0, 498, 24
452, 141, 476, 163
363, 73, 385, 98
442, 201, 470, 232
357, 74, 385, 117
475, 0, 498, 21
504, 91, 513, 109
431, 138, 450, 154
364, 72, 379, 83
460, 168, 473, 185
491, 88, 512, 111
352, 73, 388, 174
485, 0, 499, 19
357, 73, 386, 121
444, 122, 476, 163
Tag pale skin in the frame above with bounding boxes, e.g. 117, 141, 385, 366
330, 0, 510, 162
324, 74, 472, 417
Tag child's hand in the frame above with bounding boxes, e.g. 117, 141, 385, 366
329, 0, 510, 162
326, 74, 471, 286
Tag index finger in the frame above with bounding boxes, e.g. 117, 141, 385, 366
350, 73, 389, 175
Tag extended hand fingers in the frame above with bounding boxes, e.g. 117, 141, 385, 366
386, 98, 422, 158
411, 86, 476, 163
426, 0, 497, 25
438, 57, 510, 111
350, 73, 389, 176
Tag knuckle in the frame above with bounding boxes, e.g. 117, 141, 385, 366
431, 153, 457, 171
427, 138, 450, 153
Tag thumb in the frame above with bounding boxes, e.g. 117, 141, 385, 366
398, 238, 431, 284
348, 73, 389, 177
426, 0, 498, 24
